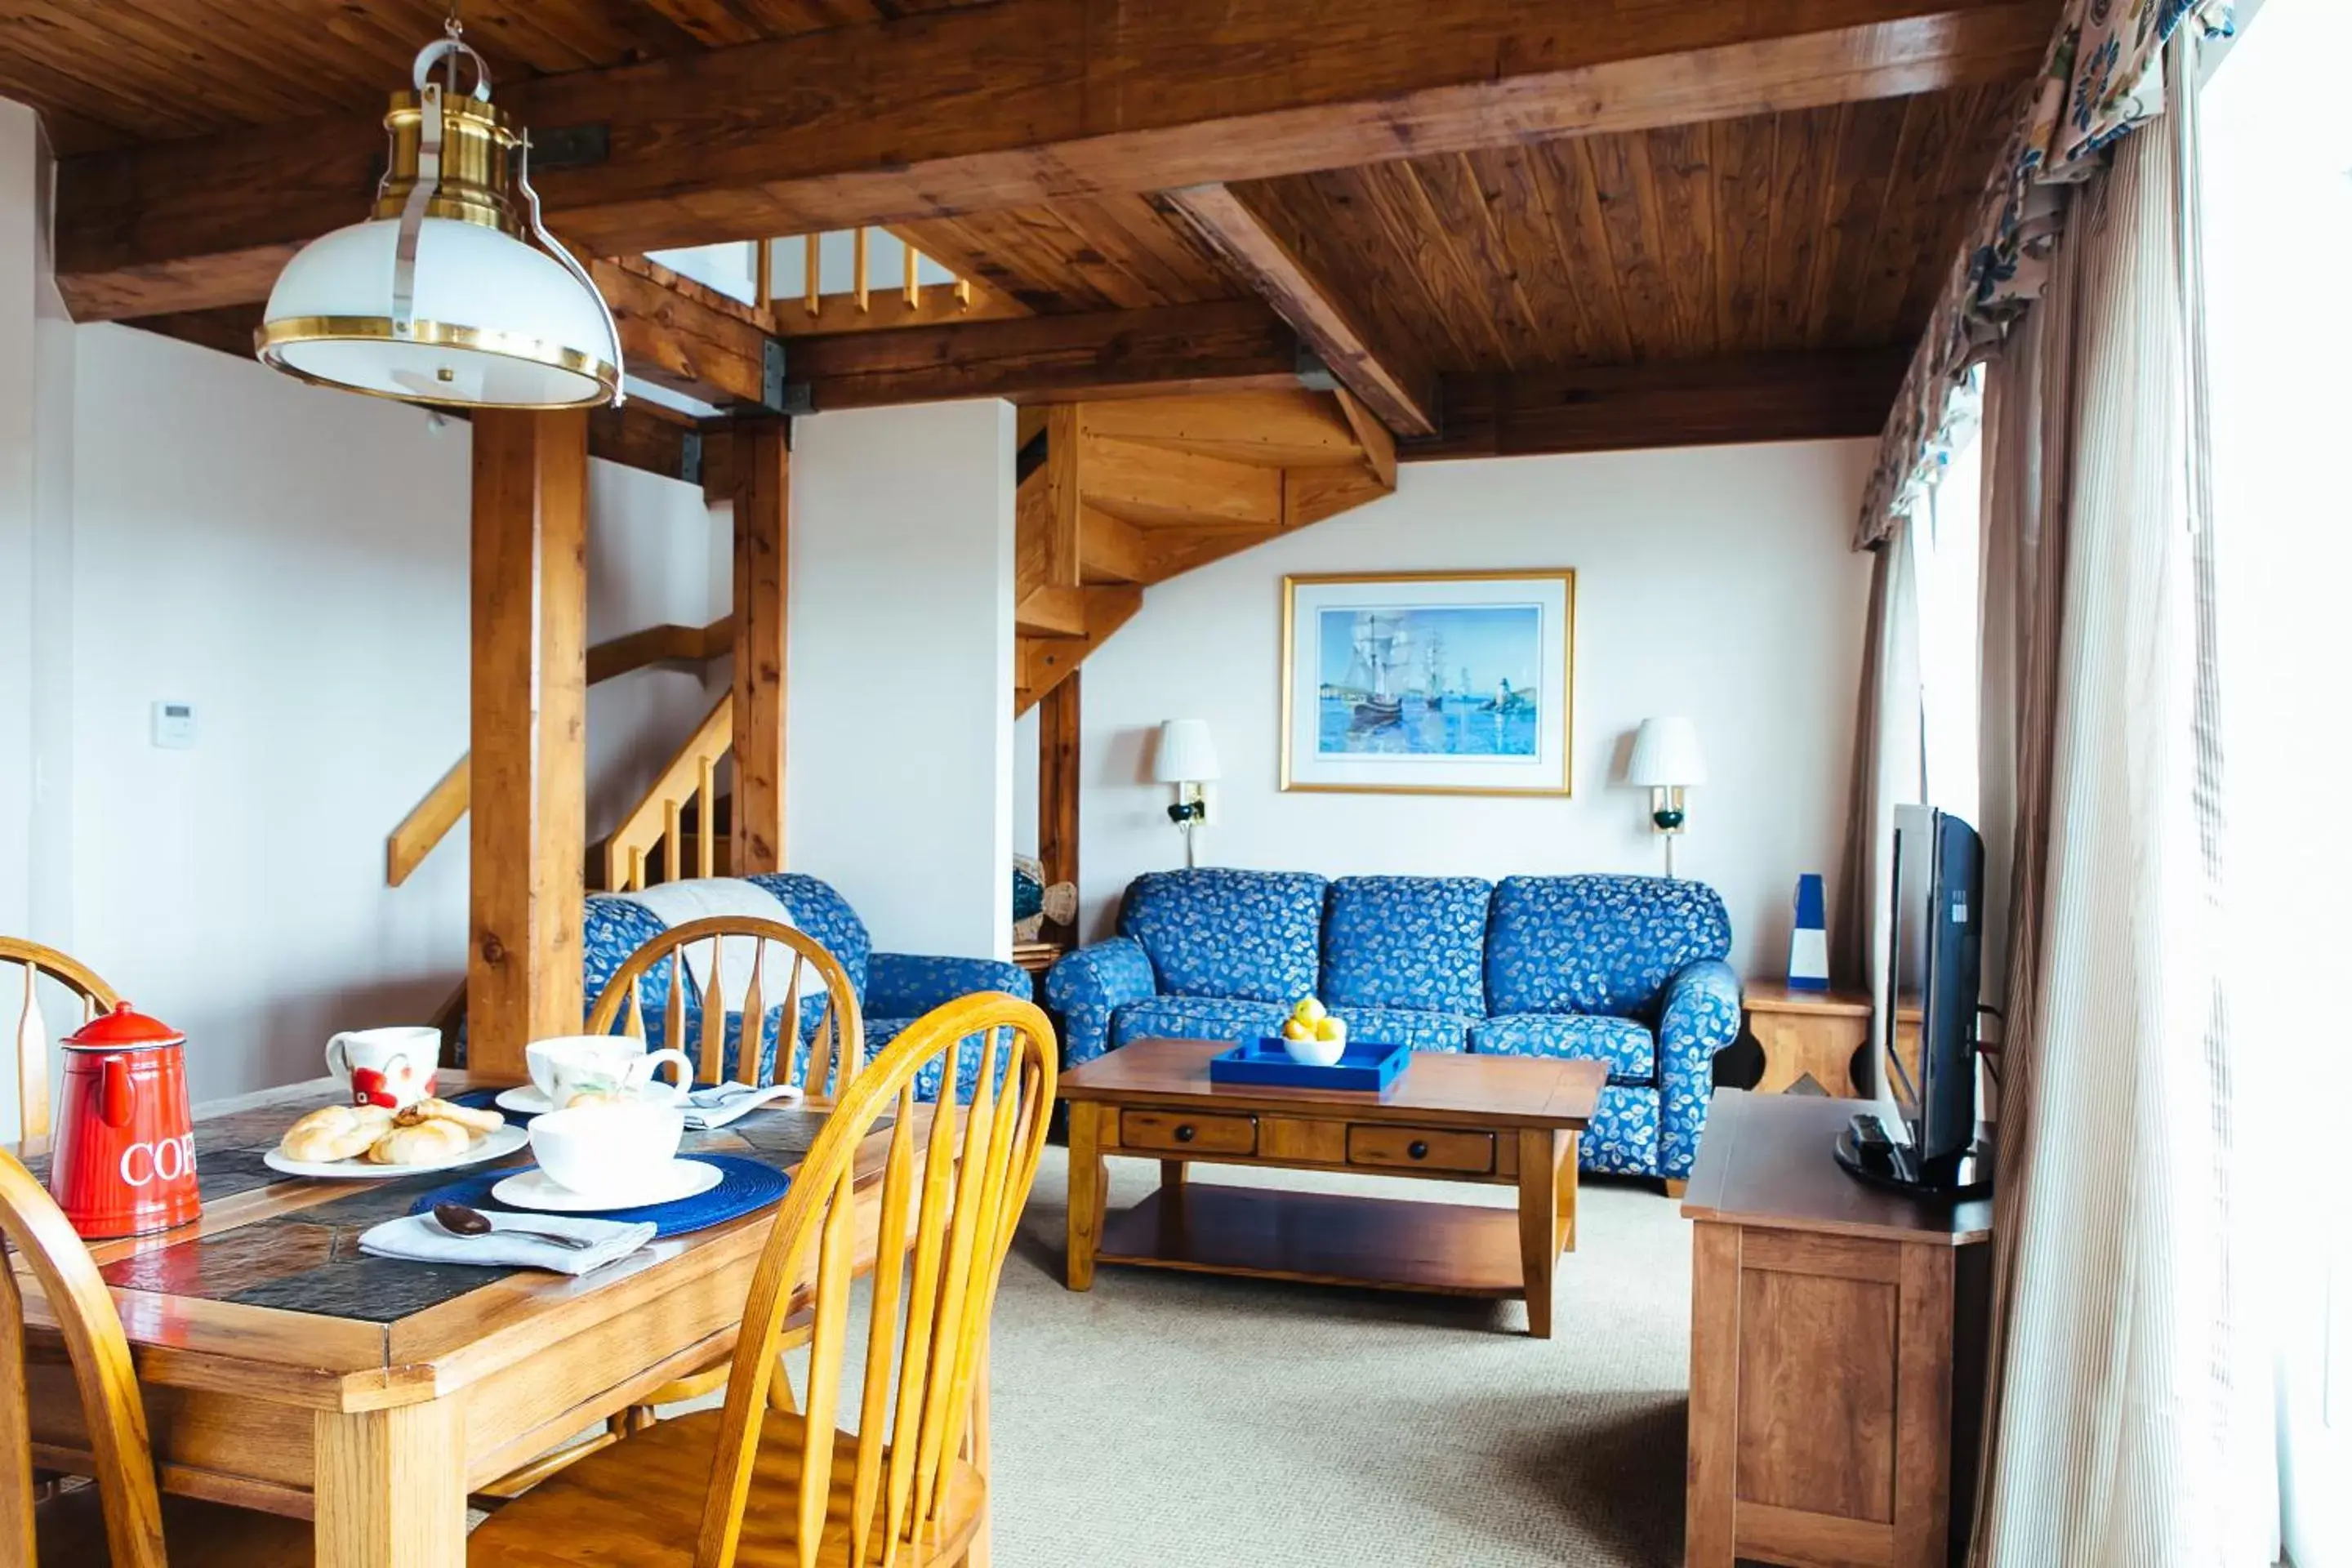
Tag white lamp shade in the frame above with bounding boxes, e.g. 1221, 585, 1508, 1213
1153, 719, 1221, 783
1627, 716, 1707, 786
259, 216, 620, 408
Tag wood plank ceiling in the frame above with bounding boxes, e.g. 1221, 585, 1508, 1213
1230, 88, 2018, 376
0, 1, 988, 154
889, 87, 2016, 379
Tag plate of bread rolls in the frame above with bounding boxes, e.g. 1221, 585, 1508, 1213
265, 1098, 527, 1179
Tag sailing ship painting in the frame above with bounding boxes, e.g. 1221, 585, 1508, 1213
1316, 604, 1542, 758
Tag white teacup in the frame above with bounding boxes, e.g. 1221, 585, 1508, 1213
326, 1026, 441, 1110
524, 1035, 692, 1109
528, 1100, 684, 1200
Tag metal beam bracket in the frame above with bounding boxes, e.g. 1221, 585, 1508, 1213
777, 381, 815, 417
760, 338, 790, 413
1294, 344, 1339, 393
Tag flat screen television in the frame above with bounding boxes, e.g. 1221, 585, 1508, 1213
1835, 803, 1991, 1195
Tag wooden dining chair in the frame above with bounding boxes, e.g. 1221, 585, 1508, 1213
588, 916, 865, 1102
466, 990, 1056, 1568
4, 939, 121, 1148
1, 1150, 314, 1566
475, 917, 868, 1500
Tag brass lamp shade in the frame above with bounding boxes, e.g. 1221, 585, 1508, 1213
256, 29, 622, 411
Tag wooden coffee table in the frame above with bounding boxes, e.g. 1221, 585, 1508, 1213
1059, 1038, 1603, 1337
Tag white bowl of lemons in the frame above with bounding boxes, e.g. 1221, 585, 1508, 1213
1278, 997, 1348, 1066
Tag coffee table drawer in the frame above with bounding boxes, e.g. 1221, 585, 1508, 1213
1346, 1124, 1494, 1175
1121, 1109, 1258, 1156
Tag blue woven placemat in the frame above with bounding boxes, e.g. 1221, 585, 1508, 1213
407, 1154, 788, 1238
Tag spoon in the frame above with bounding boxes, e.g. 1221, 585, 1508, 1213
431, 1201, 593, 1251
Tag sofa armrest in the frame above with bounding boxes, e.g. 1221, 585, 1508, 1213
1657, 958, 1743, 1180
866, 952, 1032, 1018
1044, 938, 1158, 1067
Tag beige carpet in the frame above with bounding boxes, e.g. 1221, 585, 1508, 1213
489, 1148, 1695, 1565
977, 1147, 1695, 1568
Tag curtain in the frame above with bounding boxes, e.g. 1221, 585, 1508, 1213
1855, 0, 2235, 549
1831, 525, 1922, 1034
1969, 38, 2261, 1565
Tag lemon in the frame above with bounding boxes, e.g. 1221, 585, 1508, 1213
1314, 1016, 1348, 1044
1291, 996, 1328, 1026
1281, 1018, 1313, 1042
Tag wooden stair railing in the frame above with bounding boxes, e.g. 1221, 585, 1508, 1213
764, 227, 1025, 336
604, 694, 733, 894
386, 616, 733, 886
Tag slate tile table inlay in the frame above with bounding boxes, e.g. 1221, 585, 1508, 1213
13, 1071, 918, 1568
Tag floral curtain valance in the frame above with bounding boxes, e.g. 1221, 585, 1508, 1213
1854, 0, 2233, 549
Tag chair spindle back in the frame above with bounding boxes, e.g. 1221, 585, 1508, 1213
585, 918, 863, 1098
3, 941, 122, 1147
0, 1151, 167, 1568
694, 992, 1055, 1568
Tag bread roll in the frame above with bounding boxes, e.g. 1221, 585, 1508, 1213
279, 1103, 394, 1164
399, 1098, 503, 1136
364, 1117, 474, 1165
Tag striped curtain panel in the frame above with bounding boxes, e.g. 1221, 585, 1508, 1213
1970, 41, 2265, 1566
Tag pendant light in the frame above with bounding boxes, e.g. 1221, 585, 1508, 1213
255, 21, 624, 410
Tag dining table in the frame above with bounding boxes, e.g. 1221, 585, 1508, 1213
12, 1070, 899, 1568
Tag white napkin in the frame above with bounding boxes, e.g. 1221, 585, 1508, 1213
612, 878, 824, 1012
359, 1211, 657, 1277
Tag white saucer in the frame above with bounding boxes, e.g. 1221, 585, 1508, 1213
489, 1158, 723, 1213
493, 1085, 557, 1115
264, 1123, 529, 1181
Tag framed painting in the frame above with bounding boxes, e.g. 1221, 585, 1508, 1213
1280, 569, 1575, 796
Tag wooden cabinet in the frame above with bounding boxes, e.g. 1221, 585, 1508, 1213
1682, 1091, 1990, 1568
1744, 981, 1873, 1098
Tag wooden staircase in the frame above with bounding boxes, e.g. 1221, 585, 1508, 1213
1013, 388, 1397, 714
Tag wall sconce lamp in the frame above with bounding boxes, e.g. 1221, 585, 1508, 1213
1152, 719, 1221, 870
1627, 716, 1707, 878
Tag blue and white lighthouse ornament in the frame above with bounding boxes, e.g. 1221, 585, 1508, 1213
1788, 874, 1830, 991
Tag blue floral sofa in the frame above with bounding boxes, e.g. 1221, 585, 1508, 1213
1044, 870, 1740, 1180
566, 873, 1029, 1102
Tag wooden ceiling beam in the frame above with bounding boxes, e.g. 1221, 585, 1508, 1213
1407, 349, 1911, 461
594, 255, 780, 411
788, 301, 1303, 410
55, 0, 2056, 320
1164, 184, 1438, 438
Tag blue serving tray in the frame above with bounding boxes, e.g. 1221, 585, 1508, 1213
1209, 1036, 1410, 1094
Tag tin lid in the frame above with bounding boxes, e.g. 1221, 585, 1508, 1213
61, 1000, 185, 1051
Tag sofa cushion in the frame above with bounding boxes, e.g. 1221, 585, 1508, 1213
1471, 1013, 1655, 1084
1110, 994, 1291, 1050
1485, 875, 1732, 1018
1321, 876, 1493, 1016
1118, 869, 1327, 1005
1331, 1004, 1475, 1054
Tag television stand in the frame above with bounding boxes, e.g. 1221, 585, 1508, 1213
1684, 1090, 1993, 1568
1833, 1111, 1997, 1200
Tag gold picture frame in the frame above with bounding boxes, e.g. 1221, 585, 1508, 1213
1280, 568, 1576, 796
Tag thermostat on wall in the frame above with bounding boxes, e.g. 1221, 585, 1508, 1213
151, 700, 197, 749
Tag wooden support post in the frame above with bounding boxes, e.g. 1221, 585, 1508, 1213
468, 411, 589, 1083
1041, 405, 1081, 590
733, 420, 790, 874
1037, 668, 1080, 942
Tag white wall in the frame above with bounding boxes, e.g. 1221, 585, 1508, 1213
0, 314, 724, 1118
787, 401, 1015, 958
1078, 440, 1874, 974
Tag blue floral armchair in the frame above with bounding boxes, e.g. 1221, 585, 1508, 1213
1046, 869, 1740, 1182
572, 873, 1030, 1101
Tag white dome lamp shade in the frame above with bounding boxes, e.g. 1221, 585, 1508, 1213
256, 25, 623, 411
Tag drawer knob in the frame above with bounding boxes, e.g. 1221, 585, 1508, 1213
1174, 1124, 1196, 1144
1408, 1140, 1428, 1160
